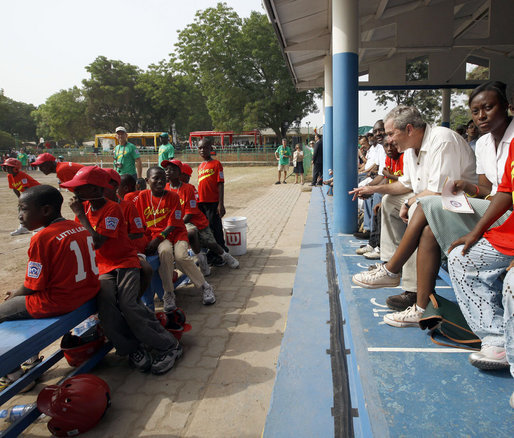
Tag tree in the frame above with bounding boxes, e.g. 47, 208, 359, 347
0, 130, 15, 151
82, 56, 146, 132
449, 106, 470, 131
175, 3, 319, 137
0, 89, 37, 141
32, 87, 93, 145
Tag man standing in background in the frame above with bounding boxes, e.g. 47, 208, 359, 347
158, 133, 175, 167
113, 126, 142, 179
311, 133, 323, 186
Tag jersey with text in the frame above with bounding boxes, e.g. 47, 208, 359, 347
78, 199, 140, 275
135, 190, 188, 243
198, 160, 224, 203
166, 182, 210, 230
384, 154, 404, 183
119, 200, 148, 253
24, 220, 99, 318
8, 171, 40, 193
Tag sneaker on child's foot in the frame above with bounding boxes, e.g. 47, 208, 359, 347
363, 247, 381, 260
197, 253, 211, 277
222, 251, 239, 269
468, 345, 509, 370
356, 244, 373, 255
129, 347, 152, 372
352, 263, 401, 289
202, 284, 216, 305
10, 225, 30, 236
163, 291, 177, 312
151, 344, 183, 375
383, 305, 424, 327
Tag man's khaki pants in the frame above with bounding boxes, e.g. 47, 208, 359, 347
380, 192, 418, 292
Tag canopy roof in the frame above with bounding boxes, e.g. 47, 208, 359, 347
263, 0, 514, 90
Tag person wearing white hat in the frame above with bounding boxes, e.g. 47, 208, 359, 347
113, 126, 142, 179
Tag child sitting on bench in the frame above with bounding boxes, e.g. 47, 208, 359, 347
135, 167, 216, 310
1, 185, 99, 389
163, 159, 239, 276
61, 166, 182, 375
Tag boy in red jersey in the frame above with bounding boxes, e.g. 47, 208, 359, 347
1, 185, 99, 389
61, 166, 182, 375
2, 157, 40, 235
136, 167, 216, 310
197, 138, 228, 266
33, 153, 83, 184
163, 159, 239, 276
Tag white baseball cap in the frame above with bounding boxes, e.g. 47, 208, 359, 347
115, 126, 127, 133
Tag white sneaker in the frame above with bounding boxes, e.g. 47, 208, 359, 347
383, 305, 424, 327
364, 247, 380, 260
352, 263, 401, 289
202, 284, 216, 305
163, 291, 177, 312
222, 251, 239, 269
356, 244, 373, 255
11, 225, 30, 236
468, 345, 510, 370
196, 253, 211, 277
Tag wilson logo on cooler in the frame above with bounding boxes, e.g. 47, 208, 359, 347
225, 231, 241, 246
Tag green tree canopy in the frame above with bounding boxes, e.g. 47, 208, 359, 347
32, 87, 92, 145
175, 3, 318, 137
0, 90, 37, 141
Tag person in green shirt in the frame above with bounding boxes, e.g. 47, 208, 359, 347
17, 150, 28, 170
113, 126, 142, 178
274, 138, 292, 184
158, 133, 175, 167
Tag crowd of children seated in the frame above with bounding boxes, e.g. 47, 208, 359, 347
349, 81, 514, 408
0, 135, 239, 385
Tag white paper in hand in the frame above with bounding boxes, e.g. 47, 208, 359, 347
441, 178, 474, 214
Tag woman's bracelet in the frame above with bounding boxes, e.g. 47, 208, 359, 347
485, 194, 492, 201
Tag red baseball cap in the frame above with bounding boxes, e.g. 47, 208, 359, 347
104, 168, 121, 186
33, 153, 56, 166
181, 163, 193, 176
60, 166, 112, 189
161, 159, 183, 170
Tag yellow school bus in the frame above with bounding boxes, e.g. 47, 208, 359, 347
94, 132, 164, 152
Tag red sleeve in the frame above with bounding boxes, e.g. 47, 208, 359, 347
216, 161, 224, 183
123, 201, 145, 234
23, 233, 47, 291
497, 139, 514, 194
182, 185, 200, 215
92, 202, 124, 238
7, 174, 14, 189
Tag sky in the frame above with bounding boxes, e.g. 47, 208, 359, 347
0, 0, 388, 130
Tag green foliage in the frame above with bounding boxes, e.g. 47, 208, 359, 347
0, 130, 15, 151
32, 87, 92, 145
82, 56, 145, 132
450, 106, 471, 131
0, 89, 37, 141
175, 4, 318, 137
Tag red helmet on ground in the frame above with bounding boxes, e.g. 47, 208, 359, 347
155, 309, 191, 341
37, 374, 111, 436
2, 158, 22, 171
60, 331, 106, 367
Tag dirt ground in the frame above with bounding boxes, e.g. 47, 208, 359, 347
0, 165, 305, 299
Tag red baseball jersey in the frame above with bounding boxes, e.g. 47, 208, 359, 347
124, 190, 141, 204
79, 199, 140, 275
166, 182, 209, 230
24, 219, 99, 318
119, 199, 148, 253
384, 154, 404, 183
198, 159, 224, 203
135, 190, 188, 243
56, 162, 84, 183
8, 171, 40, 193
484, 138, 514, 255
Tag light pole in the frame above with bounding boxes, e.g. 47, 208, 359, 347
306, 121, 310, 144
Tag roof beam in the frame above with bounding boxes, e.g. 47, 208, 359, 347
293, 55, 327, 68
375, 0, 390, 19
284, 33, 330, 52
453, 1, 489, 39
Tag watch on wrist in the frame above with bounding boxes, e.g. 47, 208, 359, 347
404, 199, 410, 208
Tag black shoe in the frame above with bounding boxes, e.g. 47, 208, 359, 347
275, 181, 281, 184
353, 231, 370, 240
386, 291, 417, 311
